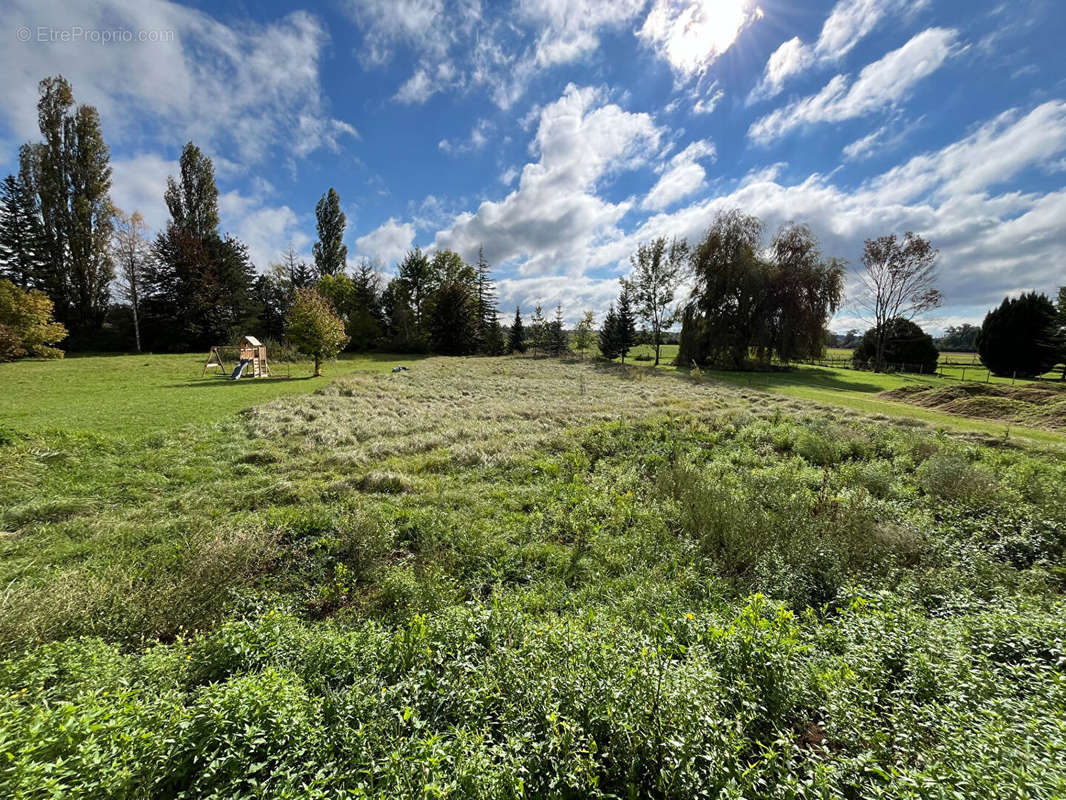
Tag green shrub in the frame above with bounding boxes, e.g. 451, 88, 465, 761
917, 453, 997, 502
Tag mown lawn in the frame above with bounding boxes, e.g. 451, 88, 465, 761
0, 352, 424, 437
1, 356, 1065, 797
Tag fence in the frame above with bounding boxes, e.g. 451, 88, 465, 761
801, 355, 1035, 386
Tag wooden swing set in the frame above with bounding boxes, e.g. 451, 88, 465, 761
201, 336, 270, 379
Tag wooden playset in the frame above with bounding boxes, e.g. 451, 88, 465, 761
201, 336, 270, 380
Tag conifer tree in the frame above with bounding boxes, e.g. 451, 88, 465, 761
599, 304, 620, 360
474, 245, 498, 351
484, 305, 505, 355
0, 172, 44, 288
284, 243, 314, 290
508, 306, 526, 354
548, 304, 567, 356
615, 283, 637, 364
529, 304, 547, 356
313, 188, 347, 277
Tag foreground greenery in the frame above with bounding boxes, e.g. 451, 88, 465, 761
2, 358, 1065, 797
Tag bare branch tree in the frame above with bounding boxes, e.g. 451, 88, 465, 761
111, 208, 151, 352
854, 232, 941, 371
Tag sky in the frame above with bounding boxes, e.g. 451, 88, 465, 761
2, 0, 1065, 333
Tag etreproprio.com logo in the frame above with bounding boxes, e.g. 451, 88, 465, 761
15, 26, 175, 44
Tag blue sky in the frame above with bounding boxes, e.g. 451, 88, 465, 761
3, 0, 1065, 332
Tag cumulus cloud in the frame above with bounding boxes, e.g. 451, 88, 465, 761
642, 139, 717, 211
596, 101, 1066, 323
639, 0, 763, 80
749, 0, 919, 102
356, 218, 417, 264
420, 94, 1066, 324
216, 190, 310, 271
1, 0, 356, 166
432, 84, 661, 275
748, 28, 957, 144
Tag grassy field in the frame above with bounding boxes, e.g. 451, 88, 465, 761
0, 352, 424, 436
2, 356, 1065, 797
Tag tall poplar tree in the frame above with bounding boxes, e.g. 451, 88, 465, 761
313, 188, 347, 277
18, 76, 115, 340
146, 142, 256, 350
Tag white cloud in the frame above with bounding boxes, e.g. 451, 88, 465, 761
439, 119, 494, 154
109, 154, 179, 233
639, 0, 764, 80
432, 84, 661, 275
749, 0, 920, 102
841, 127, 886, 162
217, 190, 309, 271
520, 0, 647, 68
349, 0, 647, 110
642, 139, 717, 210
748, 28, 957, 144
692, 85, 725, 115
0, 0, 356, 167
419, 97, 1066, 323
750, 37, 814, 101
355, 218, 416, 264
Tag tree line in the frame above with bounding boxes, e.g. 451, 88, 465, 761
1, 74, 1063, 378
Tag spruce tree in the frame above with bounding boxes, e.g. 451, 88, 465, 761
313, 188, 347, 277
615, 283, 637, 364
474, 245, 498, 351
599, 304, 620, 360
0, 172, 44, 288
529, 304, 547, 356
484, 306, 505, 355
508, 306, 526, 353
548, 304, 567, 356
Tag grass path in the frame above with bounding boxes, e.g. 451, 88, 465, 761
694, 365, 1066, 446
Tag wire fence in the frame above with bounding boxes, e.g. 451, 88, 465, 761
803, 355, 1065, 385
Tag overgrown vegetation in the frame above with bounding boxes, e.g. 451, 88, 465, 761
2, 358, 1065, 797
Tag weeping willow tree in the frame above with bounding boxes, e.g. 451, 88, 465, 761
678, 210, 844, 370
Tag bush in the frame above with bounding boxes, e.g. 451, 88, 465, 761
853, 317, 939, 373
917, 452, 996, 502
0, 279, 67, 361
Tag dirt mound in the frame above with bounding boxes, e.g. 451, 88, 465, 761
881, 382, 1066, 431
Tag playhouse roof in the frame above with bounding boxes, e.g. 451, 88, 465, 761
241, 335, 262, 347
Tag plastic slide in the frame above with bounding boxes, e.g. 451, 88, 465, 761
230, 358, 253, 380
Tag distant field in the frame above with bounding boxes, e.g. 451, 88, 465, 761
0, 352, 424, 436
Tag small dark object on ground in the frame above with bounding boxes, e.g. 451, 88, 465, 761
392, 365, 410, 373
